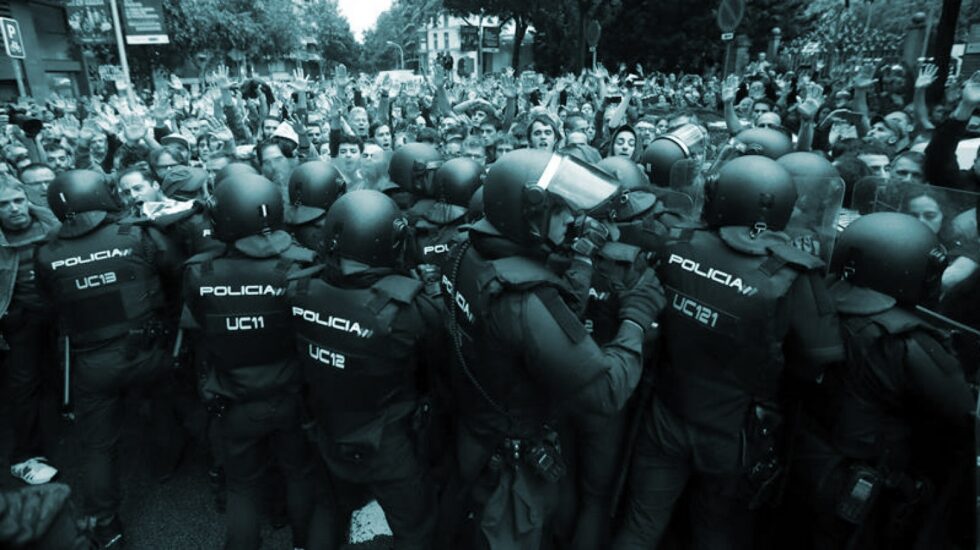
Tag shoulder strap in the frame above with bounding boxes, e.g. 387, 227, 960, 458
280, 244, 316, 265
766, 242, 825, 271
184, 249, 223, 267
533, 286, 588, 344
368, 275, 423, 313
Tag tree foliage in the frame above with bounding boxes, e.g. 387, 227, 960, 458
360, 0, 442, 73
300, 0, 360, 71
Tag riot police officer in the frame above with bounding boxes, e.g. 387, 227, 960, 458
440, 149, 665, 549
794, 212, 974, 549
409, 157, 482, 268
284, 160, 346, 253
613, 155, 844, 550
287, 190, 443, 550
34, 169, 182, 548
181, 174, 316, 550
387, 142, 443, 211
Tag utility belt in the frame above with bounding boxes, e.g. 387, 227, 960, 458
123, 317, 170, 359
835, 460, 932, 526
486, 428, 566, 484
204, 383, 300, 419
742, 402, 786, 509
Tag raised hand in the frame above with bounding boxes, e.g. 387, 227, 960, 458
290, 67, 310, 92
915, 63, 938, 90
797, 82, 825, 120
721, 74, 739, 103
121, 113, 146, 144
210, 64, 233, 90
852, 62, 877, 91
961, 71, 980, 106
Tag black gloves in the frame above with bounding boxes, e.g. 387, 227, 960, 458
617, 267, 666, 332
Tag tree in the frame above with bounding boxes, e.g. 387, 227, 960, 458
360, 0, 441, 73
300, 0, 360, 72
442, 0, 546, 71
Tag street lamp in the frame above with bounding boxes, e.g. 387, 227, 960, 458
385, 41, 405, 70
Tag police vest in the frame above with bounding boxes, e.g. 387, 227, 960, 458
831, 305, 946, 466
288, 272, 423, 438
36, 222, 164, 345
445, 242, 576, 437
184, 246, 311, 372
656, 226, 823, 427
409, 201, 468, 268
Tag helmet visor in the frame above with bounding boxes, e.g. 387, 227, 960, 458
538, 154, 621, 213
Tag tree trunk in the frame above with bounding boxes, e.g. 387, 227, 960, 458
512, 17, 527, 71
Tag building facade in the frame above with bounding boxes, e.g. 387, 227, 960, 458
418, 13, 534, 77
0, 0, 86, 100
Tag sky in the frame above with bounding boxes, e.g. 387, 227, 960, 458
337, 0, 393, 41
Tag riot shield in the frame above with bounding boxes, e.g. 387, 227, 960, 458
649, 187, 697, 220
668, 158, 705, 218
853, 179, 979, 260
784, 176, 845, 264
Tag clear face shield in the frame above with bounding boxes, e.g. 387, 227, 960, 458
525, 154, 623, 247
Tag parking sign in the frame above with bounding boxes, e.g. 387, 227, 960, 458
1, 18, 25, 59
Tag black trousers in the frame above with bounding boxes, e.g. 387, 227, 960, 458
2, 313, 57, 464
613, 398, 755, 550
72, 339, 178, 524
219, 391, 315, 550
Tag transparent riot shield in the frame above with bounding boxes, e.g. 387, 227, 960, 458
668, 158, 706, 218
853, 179, 979, 259
649, 187, 697, 220
785, 176, 846, 264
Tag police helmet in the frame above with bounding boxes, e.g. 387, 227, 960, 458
321, 190, 407, 269
214, 162, 259, 187
210, 174, 283, 242
432, 157, 483, 207
484, 149, 620, 247
288, 161, 345, 210
597, 156, 651, 190
639, 123, 706, 186
467, 186, 485, 221
702, 155, 797, 230
830, 212, 947, 305
388, 142, 443, 195
734, 127, 793, 159
47, 169, 119, 221
776, 151, 840, 180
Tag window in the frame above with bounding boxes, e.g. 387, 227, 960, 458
444, 32, 449, 49
433, 32, 438, 50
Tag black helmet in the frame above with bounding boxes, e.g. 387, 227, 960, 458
703, 155, 797, 230
432, 157, 483, 207
321, 190, 407, 268
214, 162, 259, 187
597, 157, 650, 190
210, 174, 283, 242
484, 149, 620, 247
467, 186, 484, 221
830, 212, 947, 305
734, 128, 793, 160
388, 142, 442, 195
47, 169, 119, 221
776, 151, 840, 181
639, 124, 706, 186
288, 161, 345, 210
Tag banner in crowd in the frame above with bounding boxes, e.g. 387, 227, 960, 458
65, 0, 114, 45
122, 0, 169, 45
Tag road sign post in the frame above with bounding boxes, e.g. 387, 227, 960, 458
1, 18, 27, 96
716, 0, 745, 78
586, 21, 601, 70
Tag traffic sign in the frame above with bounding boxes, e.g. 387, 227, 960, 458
716, 0, 745, 34
586, 21, 601, 48
1, 18, 26, 59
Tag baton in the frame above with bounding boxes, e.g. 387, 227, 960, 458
171, 328, 183, 366
62, 336, 71, 414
